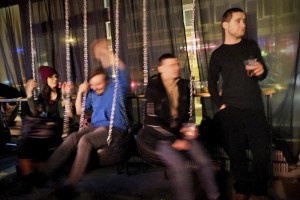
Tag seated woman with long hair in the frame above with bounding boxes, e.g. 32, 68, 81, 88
17, 66, 73, 182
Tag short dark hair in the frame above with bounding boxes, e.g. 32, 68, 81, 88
222, 8, 245, 23
88, 67, 108, 81
158, 53, 176, 64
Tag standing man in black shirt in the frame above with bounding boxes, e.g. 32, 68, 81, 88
208, 8, 270, 200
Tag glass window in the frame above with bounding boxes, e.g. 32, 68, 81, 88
105, 21, 111, 39
200, 7, 209, 24
263, 0, 273, 16
183, 4, 193, 27
231, 3, 241, 8
282, 0, 294, 14
215, 5, 227, 23
103, 0, 110, 8
246, 0, 257, 14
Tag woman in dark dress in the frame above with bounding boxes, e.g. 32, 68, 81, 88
17, 66, 72, 178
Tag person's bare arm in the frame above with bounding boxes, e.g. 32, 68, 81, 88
75, 82, 89, 115
26, 79, 39, 116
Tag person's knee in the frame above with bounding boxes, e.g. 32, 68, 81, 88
77, 135, 92, 150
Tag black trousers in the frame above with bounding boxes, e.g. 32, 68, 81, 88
215, 106, 270, 196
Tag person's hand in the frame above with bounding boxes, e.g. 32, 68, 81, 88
61, 81, 74, 95
171, 139, 191, 150
78, 82, 89, 94
26, 79, 37, 97
245, 61, 264, 77
180, 125, 199, 140
219, 104, 226, 110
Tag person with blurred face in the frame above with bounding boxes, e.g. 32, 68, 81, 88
139, 53, 219, 200
208, 8, 269, 200
44, 39, 129, 193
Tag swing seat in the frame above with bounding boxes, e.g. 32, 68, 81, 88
136, 129, 165, 166
96, 130, 135, 166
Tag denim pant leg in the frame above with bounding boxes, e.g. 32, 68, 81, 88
157, 140, 194, 200
188, 140, 219, 200
45, 127, 95, 177
67, 127, 109, 185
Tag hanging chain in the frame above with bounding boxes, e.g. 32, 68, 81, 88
79, 0, 89, 129
143, 0, 148, 89
188, 0, 197, 122
142, 0, 148, 123
107, 0, 120, 145
63, 0, 72, 136
28, 0, 37, 99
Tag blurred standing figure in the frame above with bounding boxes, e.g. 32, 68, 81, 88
208, 8, 270, 200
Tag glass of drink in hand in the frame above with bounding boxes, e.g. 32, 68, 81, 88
244, 58, 257, 77
201, 81, 209, 93
181, 123, 198, 140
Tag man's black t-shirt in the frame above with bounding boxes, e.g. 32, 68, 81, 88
208, 39, 268, 111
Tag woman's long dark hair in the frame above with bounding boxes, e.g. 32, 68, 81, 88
41, 84, 61, 106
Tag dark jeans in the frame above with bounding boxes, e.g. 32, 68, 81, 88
215, 106, 270, 196
157, 140, 219, 200
45, 126, 121, 185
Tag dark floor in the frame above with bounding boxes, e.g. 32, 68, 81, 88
1, 143, 300, 200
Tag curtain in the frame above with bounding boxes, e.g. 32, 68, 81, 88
18, 0, 107, 87
194, 0, 300, 161
0, 5, 25, 94
115, 0, 190, 88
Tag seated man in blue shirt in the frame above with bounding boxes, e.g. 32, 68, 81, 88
45, 39, 129, 188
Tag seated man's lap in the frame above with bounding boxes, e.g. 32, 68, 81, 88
76, 126, 125, 149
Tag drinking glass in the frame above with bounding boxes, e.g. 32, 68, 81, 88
244, 58, 257, 77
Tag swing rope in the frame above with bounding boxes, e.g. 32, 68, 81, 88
28, 0, 37, 99
107, 0, 120, 145
63, 0, 72, 136
143, 0, 148, 90
188, 0, 197, 122
142, 0, 148, 123
79, 0, 89, 129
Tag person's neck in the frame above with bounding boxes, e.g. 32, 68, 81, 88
50, 87, 56, 92
224, 35, 242, 45
161, 75, 177, 83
